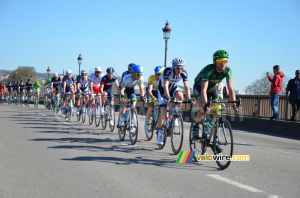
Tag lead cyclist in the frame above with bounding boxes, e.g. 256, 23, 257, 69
191, 50, 240, 153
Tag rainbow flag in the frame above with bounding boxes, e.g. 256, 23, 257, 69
176, 151, 195, 163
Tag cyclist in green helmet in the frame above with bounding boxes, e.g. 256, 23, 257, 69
192, 50, 240, 153
33, 80, 41, 106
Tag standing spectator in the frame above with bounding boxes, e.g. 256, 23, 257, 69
286, 70, 300, 121
267, 65, 285, 120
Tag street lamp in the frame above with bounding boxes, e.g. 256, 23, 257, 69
77, 54, 83, 75
47, 67, 50, 78
162, 20, 171, 68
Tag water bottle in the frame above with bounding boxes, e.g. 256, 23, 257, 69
204, 120, 214, 140
153, 110, 157, 122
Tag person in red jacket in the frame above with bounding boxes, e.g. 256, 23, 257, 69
267, 65, 285, 120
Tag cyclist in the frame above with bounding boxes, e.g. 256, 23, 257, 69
19, 80, 26, 103
76, 69, 90, 116
50, 73, 62, 109
118, 65, 147, 128
100, 67, 119, 123
191, 50, 240, 153
118, 63, 135, 94
61, 70, 76, 116
88, 67, 103, 117
144, 66, 165, 134
156, 58, 194, 145
33, 80, 41, 106
44, 78, 52, 107
25, 79, 33, 102
0, 82, 6, 102
13, 81, 19, 101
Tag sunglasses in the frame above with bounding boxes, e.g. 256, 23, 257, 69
135, 73, 143, 76
174, 67, 184, 70
81, 74, 87, 76
107, 73, 114, 75
155, 73, 162, 76
215, 59, 228, 64
95, 71, 102, 73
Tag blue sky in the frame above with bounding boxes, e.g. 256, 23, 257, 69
0, 0, 299, 90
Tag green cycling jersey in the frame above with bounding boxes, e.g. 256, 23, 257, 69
33, 83, 41, 90
194, 64, 232, 89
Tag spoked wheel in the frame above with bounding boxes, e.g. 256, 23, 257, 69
101, 105, 107, 130
67, 105, 71, 121
145, 115, 154, 141
89, 112, 93, 125
95, 105, 100, 127
109, 107, 115, 132
213, 119, 233, 170
81, 105, 86, 123
77, 106, 81, 122
157, 128, 167, 150
129, 109, 138, 145
189, 120, 205, 162
117, 113, 126, 141
171, 114, 184, 155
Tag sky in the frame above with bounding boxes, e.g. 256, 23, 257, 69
0, 0, 299, 90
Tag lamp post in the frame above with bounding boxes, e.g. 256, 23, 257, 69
77, 54, 83, 75
162, 21, 171, 68
47, 67, 50, 78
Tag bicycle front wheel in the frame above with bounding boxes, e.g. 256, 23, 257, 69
129, 109, 138, 145
189, 120, 205, 162
82, 105, 86, 123
145, 115, 154, 141
101, 105, 107, 130
109, 106, 115, 132
213, 119, 233, 170
95, 105, 100, 127
171, 114, 184, 155
118, 114, 126, 141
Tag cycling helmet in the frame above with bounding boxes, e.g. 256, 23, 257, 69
54, 73, 59, 77
95, 67, 102, 72
172, 58, 185, 66
66, 69, 72, 74
128, 63, 136, 69
154, 66, 165, 74
106, 67, 115, 74
27, 78, 31, 82
20, 80, 23, 83
35, 80, 39, 84
81, 69, 87, 74
213, 50, 229, 60
47, 78, 51, 83
131, 65, 143, 73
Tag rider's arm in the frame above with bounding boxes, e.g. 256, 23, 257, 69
63, 82, 66, 92
139, 83, 144, 97
201, 81, 209, 104
148, 84, 154, 98
90, 82, 93, 94
120, 86, 125, 97
227, 81, 236, 103
100, 84, 104, 94
164, 79, 170, 98
183, 80, 191, 100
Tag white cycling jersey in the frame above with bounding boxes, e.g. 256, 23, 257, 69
89, 73, 103, 88
121, 74, 144, 88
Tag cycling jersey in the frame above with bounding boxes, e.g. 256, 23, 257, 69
33, 84, 41, 93
89, 73, 103, 88
25, 83, 33, 91
13, 85, 19, 92
62, 75, 76, 88
51, 77, 62, 88
0, 85, 5, 92
101, 75, 118, 91
194, 64, 232, 90
147, 75, 159, 90
121, 74, 144, 88
76, 76, 90, 91
19, 84, 25, 92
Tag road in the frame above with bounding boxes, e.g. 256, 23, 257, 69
0, 104, 299, 198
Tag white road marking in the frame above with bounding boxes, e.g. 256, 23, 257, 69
61, 122, 70, 125
237, 141, 300, 157
207, 174, 280, 198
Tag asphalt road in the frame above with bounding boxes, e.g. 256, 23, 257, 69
0, 104, 299, 198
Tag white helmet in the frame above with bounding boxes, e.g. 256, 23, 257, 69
172, 58, 185, 66
66, 69, 72, 74
54, 73, 59, 77
95, 67, 102, 72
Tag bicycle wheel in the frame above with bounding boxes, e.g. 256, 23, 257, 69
189, 120, 205, 162
67, 105, 71, 121
118, 114, 126, 141
82, 105, 86, 123
109, 106, 115, 132
77, 106, 81, 122
145, 110, 155, 141
213, 119, 233, 170
95, 104, 100, 127
89, 110, 93, 125
129, 109, 138, 145
157, 128, 167, 150
101, 105, 107, 129
171, 114, 184, 155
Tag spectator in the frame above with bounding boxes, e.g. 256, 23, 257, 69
286, 70, 300, 121
267, 65, 285, 120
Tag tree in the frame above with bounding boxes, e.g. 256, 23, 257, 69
245, 71, 289, 95
6, 66, 36, 82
